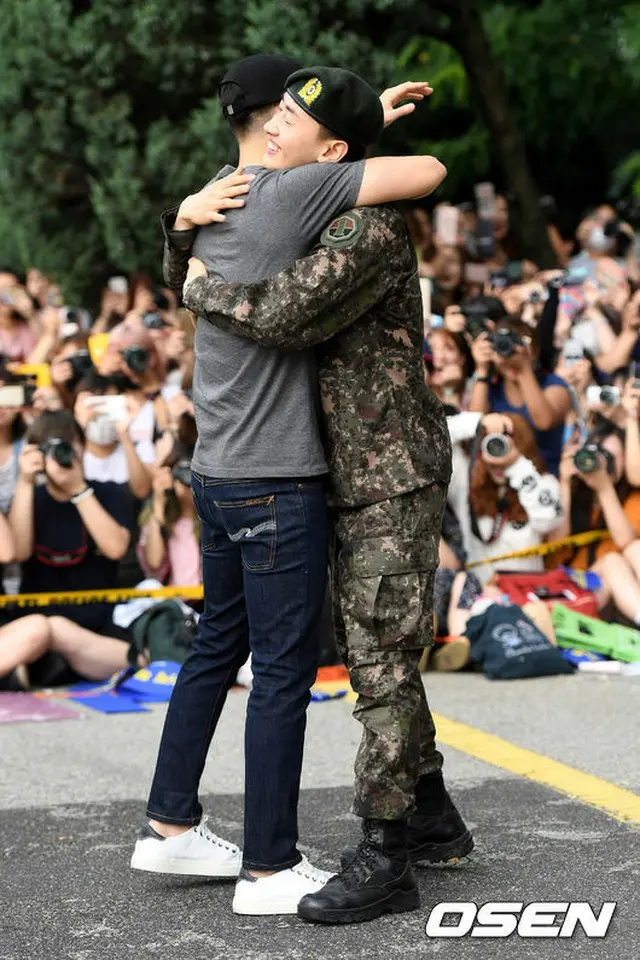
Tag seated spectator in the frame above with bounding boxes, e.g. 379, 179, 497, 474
554, 421, 640, 625
137, 450, 199, 586
468, 317, 571, 475
447, 412, 563, 583
0, 410, 135, 688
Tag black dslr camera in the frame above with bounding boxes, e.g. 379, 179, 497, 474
603, 218, 633, 258
121, 346, 150, 374
66, 349, 93, 387
171, 459, 192, 488
39, 437, 75, 469
460, 295, 506, 340
573, 443, 613, 475
489, 326, 524, 358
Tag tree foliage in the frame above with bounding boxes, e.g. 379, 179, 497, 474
0, 0, 638, 301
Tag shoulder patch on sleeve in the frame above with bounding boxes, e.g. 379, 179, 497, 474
320, 212, 363, 249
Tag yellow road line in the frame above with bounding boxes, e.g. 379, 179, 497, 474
433, 712, 640, 826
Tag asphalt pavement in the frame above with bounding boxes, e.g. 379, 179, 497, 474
1, 671, 638, 960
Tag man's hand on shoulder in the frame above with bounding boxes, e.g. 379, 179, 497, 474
175, 168, 255, 230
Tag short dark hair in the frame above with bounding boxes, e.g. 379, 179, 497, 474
26, 410, 84, 447
228, 104, 277, 138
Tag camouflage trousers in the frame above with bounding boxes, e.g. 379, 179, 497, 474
332, 483, 447, 821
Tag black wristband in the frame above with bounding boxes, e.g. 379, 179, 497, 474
475, 375, 490, 384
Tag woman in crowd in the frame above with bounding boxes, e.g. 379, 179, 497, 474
468, 317, 572, 475
0, 287, 37, 361
138, 449, 200, 586
404, 207, 437, 277
430, 244, 466, 315
553, 419, 640, 624
0, 410, 135, 688
47, 331, 94, 408
73, 369, 154, 499
424, 326, 471, 410
99, 324, 170, 443
447, 412, 563, 583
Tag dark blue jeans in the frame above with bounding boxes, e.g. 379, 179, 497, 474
146, 474, 328, 871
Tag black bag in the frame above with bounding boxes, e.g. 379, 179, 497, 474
128, 600, 197, 666
465, 603, 575, 680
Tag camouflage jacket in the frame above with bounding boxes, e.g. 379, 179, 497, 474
161, 205, 452, 509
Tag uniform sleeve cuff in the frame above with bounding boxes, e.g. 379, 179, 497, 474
160, 207, 197, 251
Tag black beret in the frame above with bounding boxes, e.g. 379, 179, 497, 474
285, 67, 384, 151
219, 54, 301, 120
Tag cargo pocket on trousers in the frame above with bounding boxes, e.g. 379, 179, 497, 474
341, 536, 439, 650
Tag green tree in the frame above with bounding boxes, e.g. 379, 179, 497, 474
0, 0, 638, 302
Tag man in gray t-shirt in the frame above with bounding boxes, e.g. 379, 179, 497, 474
190, 159, 364, 480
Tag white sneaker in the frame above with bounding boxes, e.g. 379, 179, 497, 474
232, 855, 334, 915
235, 656, 253, 690
130, 816, 242, 878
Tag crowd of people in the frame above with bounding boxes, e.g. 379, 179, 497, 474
0, 271, 201, 688
413, 196, 640, 666
0, 193, 640, 686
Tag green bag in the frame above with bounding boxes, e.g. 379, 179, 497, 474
128, 600, 197, 666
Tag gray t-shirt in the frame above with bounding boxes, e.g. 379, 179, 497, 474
190, 160, 365, 479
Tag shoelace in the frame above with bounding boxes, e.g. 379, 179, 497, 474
293, 858, 329, 882
194, 817, 238, 853
338, 841, 381, 887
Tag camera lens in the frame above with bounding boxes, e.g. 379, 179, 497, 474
122, 346, 150, 374
481, 433, 510, 459
491, 328, 517, 358
142, 311, 165, 330
574, 445, 600, 474
41, 438, 75, 469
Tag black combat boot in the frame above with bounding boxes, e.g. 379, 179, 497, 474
297, 818, 419, 925
407, 771, 474, 864
340, 773, 473, 870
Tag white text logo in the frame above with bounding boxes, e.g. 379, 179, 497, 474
425, 901, 616, 938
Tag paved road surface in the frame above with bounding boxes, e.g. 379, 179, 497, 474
1, 671, 638, 959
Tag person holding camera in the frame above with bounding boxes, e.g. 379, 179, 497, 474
468, 318, 571, 476
446, 412, 562, 582
0, 410, 135, 688
73, 370, 154, 500
137, 451, 200, 586
553, 423, 640, 624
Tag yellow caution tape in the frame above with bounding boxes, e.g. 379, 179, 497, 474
0, 530, 610, 606
0, 584, 203, 609
466, 529, 609, 569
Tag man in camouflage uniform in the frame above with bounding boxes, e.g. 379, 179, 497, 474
166, 202, 473, 923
